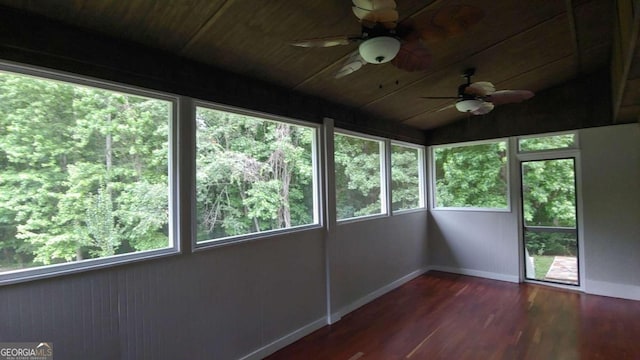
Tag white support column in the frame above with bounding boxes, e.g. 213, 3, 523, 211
383, 139, 392, 215
321, 118, 339, 324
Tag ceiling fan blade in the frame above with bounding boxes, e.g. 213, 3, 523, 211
485, 90, 535, 105
465, 81, 495, 96
352, 0, 396, 11
391, 40, 432, 72
410, 9, 448, 43
414, 5, 484, 43
470, 101, 494, 115
436, 103, 457, 112
290, 35, 358, 48
335, 51, 367, 79
396, 19, 420, 42
432, 5, 484, 36
352, 7, 399, 24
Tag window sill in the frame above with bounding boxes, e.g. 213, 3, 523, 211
0, 247, 179, 287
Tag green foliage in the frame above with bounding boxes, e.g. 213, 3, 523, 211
525, 231, 576, 256
195, 108, 315, 241
0, 71, 170, 270
391, 144, 421, 211
0, 70, 580, 275
434, 142, 508, 208
522, 159, 576, 227
334, 134, 383, 219
519, 134, 574, 152
85, 185, 118, 257
533, 255, 555, 279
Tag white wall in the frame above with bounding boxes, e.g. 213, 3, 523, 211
428, 211, 519, 282
330, 211, 429, 320
580, 124, 640, 299
0, 213, 430, 360
0, 230, 328, 360
427, 124, 640, 300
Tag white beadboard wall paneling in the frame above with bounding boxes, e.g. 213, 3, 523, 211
0, 228, 327, 360
0, 270, 121, 359
580, 124, 640, 299
330, 211, 429, 313
428, 210, 520, 279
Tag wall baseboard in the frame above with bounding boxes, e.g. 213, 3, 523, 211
585, 279, 640, 301
242, 267, 430, 359
238, 270, 639, 360
428, 265, 520, 283
239, 317, 326, 360
330, 268, 429, 323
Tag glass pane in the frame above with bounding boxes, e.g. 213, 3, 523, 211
433, 141, 508, 209
391, 144, 422, 211
521, 159, 576, 227
522, 158, 578, 285
519, 134, 575, 152
334, 133, 383, 220
195, 107, 316, 243
524, 229, 578, 285
0, 71, 172, 274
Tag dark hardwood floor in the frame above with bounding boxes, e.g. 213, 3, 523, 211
266, 271, 640, 360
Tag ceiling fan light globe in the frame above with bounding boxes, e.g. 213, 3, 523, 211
358, 36, 401, 64
455, 99, 483, 112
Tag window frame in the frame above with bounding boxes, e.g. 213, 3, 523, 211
430, 138, 511, 212
0, 61, 180, 286
390, 140, 427, 214
333, 129, 388, 223
192, 101, 322, 250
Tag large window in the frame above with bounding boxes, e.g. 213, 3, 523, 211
0, 67, 176, 282
391, 143, 424, 211
195, 105, 318, 244
334, 132, 385, 220
432, 140, 508, 209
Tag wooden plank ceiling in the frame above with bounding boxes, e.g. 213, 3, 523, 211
0, 0, 617, 130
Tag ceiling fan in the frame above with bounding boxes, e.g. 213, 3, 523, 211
290, 1, 483, 78
421, 68, 535, 115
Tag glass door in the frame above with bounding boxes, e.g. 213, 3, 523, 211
521, 158, 579, 285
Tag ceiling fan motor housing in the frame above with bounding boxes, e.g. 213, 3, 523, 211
455, 72, 482, 112
455, 99, 483, 112
358, 25, 401, 64
359, 36, 401, 63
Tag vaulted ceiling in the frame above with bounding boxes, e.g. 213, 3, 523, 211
0, 0, 636, 130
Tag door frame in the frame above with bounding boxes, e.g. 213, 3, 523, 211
511, 137, 585, 291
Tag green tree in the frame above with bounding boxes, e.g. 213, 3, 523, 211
434, 142, 508, 208
195, 108, 314, 241
391, 144, 421, 211
0, 72, 170, 270
334, 134, 383, 219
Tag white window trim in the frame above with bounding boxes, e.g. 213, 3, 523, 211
430, 138, 511, 212
191, 101, 323, 250
514, 137, 584, 290
334, 129, 388, 223
0, 61, 180, 286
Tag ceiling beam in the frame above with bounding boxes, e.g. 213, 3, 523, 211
611, 0, 640, 122
564, 0, 581, 73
